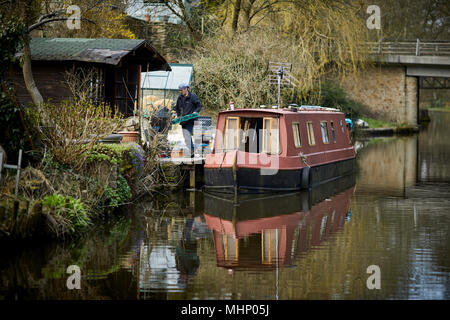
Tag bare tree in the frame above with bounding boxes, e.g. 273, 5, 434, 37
232, 0, 242, 33
160, 0, 202, 41
1, 0, 127, 108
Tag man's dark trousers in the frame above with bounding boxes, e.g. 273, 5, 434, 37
182, 120, 195, 155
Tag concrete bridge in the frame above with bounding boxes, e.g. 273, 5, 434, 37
342, 40, 450, 125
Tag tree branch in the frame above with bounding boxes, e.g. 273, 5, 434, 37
37, 10, 65, 23
28, 17, 96, 32
162, 0, 201, 41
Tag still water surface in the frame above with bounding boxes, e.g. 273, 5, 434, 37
1, 111, 449, 300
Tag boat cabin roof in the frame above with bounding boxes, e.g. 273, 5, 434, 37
218, 107, 344, 117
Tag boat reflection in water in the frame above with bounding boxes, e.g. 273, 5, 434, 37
204, 174, 356, 270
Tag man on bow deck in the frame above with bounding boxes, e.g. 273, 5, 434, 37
175, 83, 202, 157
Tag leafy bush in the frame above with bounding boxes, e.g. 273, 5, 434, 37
86, 142, 144, 176
0, 15, 31, 163
318, 81, 367, 119
103, 174, 132, 208
84, 143, 140, 208
0, 14, 25, 80
29, 99, 124, 170
86, 144, 124, 165
0, 90, 34, 163
42, 194, 91, 233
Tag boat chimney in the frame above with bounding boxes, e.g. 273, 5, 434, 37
288, 103, 299, 112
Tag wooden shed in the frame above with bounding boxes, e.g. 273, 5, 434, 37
9, 38, 171, 116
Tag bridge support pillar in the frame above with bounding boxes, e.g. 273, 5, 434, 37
342, 66, 418, 125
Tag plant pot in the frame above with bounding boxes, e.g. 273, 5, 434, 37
118, 131, 139, 143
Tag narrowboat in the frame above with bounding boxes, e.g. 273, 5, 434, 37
204, 106, 355, 193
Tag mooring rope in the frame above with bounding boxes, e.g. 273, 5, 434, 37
299, 152, 311, 167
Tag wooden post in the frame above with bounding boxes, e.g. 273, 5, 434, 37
189, 189, 195, 209
14, 149, 23, 201
12, 200, 19, 236
0, 150, 3, 182
138, 64, 143, 144
190, 167, 196, 189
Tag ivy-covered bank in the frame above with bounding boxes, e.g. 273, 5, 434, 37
0, 91, 184, 241
0, 142, 145, 240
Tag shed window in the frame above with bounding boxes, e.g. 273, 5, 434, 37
321, 121, 330, 144
224, 117, 240, 151
292, 122, 302, 148
306, 121, 316, 146
113, 66, 140, 117
262, 117, 280, 154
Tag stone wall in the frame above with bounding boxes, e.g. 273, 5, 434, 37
341, 65, 418, 125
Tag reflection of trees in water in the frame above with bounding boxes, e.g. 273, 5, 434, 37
0, 216, 134, 299
175, 218, 200, 276
0, 190, 211, 299
130, 192, 211, 297
137, 215, 206, 297
418, 112, 450, 182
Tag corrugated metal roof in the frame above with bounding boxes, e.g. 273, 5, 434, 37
30, 38, 143, 61
25, 38, 170, 70
141, 64, 193, 90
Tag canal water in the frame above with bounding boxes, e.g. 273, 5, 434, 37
1, 111, 449, 300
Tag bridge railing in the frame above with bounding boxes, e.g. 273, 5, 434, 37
367, 40, 450, 56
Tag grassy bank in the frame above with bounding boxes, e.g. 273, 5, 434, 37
360, 117, 397, 128
427, 106, 450, 112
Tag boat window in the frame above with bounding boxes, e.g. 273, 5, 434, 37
320, 121, 330, 144
221, 234, 238, 262
241, 120, 250, 144
330, 121, 336, 143
262, 117, 280, 154
224, 117, 240, 151
271, 118, 279, 154
262, 118, 271, 153
340, 120, 345, 133
320, 216, 328, 240
262, 229, 278, 264
292, 122, 302, 148
238, 117, 262, 153
306, 121, 316, 146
